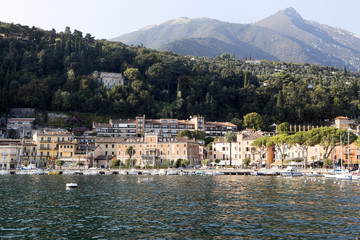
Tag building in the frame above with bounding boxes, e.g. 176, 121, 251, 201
9, 108, 35, 118
32, 131, 76, 166
98, 72, 125, 89
334, 116, 349, 130
211, 129, 272, 167
0, 140, 23, 169
116, 133, 201, 167
93, 115, 236, 138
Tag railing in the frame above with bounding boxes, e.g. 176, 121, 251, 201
39, 147, 51, 150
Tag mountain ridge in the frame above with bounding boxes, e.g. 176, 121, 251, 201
111, 8, 360, 71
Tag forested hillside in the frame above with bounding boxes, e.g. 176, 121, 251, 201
1, 22, 360, 128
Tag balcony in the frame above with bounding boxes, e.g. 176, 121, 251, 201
141, 155, 158, 160
39, 147, 51, 150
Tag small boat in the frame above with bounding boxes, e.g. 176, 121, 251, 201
351, 173, 360, 180
304, 172, 324, 177
29, 169, 46, 175
66, 183, 78, 189
335, 173, 352, 180
251, 171, 265, 176
166, 170, 179, 175
49, 170, 61, 175
84, 170, 99, 175
118, 171, 128, 175
138, 178, 154, 183
281, 167, 303, 177
158, 169, 167, 175
62, 170, 75, 175
74, 170, 84, 175
142, 171, 151, 175
323, 173, 337, 178
128, 169, 139, 175
196, 170, 205, 175
263, 171, 277, 176
0, 170, 10, 175
213, 170, 225, 175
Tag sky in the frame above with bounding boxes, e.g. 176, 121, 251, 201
1, 0, 359, 40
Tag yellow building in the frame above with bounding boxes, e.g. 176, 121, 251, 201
33, 131, 75, 165
116, 133, 201, 167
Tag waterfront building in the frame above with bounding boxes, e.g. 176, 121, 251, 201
32, 131, 76, 166
116, 133, 201, 167
0, 140, 22, 169
211, 129, 272, 167
93, 115, 236, 138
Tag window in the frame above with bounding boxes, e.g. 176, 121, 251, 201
112, 144, 114, 148
112, 152, 114, 155
214, 154, 216, 158
105, 144, 108, 148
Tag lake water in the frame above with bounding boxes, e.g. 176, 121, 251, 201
1, 175, 360, 239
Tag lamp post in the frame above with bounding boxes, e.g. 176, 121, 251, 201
348, 127, 351, 169
86, 142, 89, 169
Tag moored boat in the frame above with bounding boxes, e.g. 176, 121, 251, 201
281, 167, 303, 177
0, 170, 10, 175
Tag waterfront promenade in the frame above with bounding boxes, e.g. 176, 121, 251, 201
3, 168, 337, 176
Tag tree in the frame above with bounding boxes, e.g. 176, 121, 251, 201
251, 136, 270, 168
124, 67, 143, 81
224, 131, 237, 166
267, 134, 291, 169
55, 160, 65, 169
192, 130, 205, 140
242, 158, 250, 168
278, 122, 290, 134
243, 112, 265, 130
311, 127, 343, 160
181, 159, 190, 167
289, 131, 318, 169
177, 130, 193, 139
126, 146, 136, 167
323, 158, 333, 168
201, 159, 210, 166
110, 159, 120, 168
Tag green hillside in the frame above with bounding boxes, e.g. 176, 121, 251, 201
1, 22, 360, 129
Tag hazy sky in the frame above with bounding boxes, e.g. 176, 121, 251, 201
1, 0, 359, 39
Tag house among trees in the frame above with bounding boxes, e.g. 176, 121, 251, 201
98, 72, 125, 89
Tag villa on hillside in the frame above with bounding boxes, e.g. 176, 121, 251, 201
98, 72, 125, 89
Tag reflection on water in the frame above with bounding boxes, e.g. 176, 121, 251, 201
0, 175, 360, 239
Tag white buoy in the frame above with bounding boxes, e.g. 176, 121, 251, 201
66, 183, 77, 189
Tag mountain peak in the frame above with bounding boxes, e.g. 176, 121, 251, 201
279, 7, 303, 20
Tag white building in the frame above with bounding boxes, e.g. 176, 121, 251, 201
98, 72, 125, 89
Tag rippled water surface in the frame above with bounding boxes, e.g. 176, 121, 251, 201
1, 175, 360, 239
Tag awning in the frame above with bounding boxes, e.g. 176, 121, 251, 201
218, 160, 242, 166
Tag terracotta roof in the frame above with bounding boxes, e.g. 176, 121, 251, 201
335, 116, 348, 120
240, 132, 264, 141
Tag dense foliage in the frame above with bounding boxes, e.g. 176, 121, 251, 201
1, 22, 360, 128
